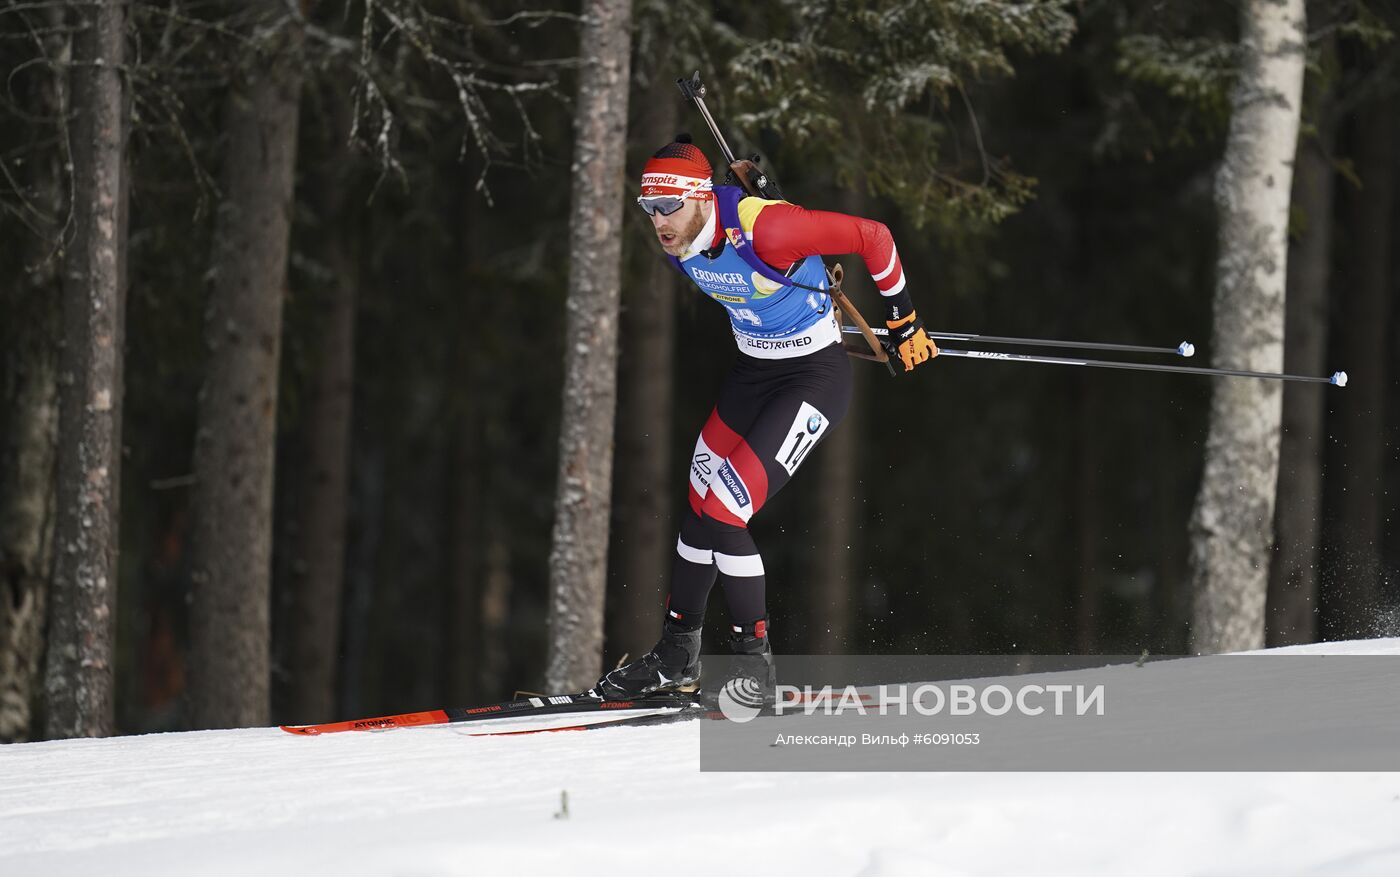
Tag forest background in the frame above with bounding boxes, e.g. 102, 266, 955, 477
1, 0, 1397, 740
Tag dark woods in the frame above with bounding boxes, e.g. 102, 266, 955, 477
1, 0, 1396, 740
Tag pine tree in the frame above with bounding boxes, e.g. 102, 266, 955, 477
546, 0, 634, 693
0, 3, 66, 744
188, 0, 305, 729
44, 0, 129, 739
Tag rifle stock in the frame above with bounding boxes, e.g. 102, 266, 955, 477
829, 264, 896, 375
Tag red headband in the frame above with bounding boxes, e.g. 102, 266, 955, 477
640, 138, 713, 200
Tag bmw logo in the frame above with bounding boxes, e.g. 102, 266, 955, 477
806, 414, 822, 434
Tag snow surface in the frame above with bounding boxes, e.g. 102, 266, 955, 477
4, 640, 1399, 877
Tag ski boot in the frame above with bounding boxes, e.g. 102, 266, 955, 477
721, 619, 776, 708
592, 618, 702, 700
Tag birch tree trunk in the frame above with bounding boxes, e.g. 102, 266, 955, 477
1267, 45, 1336, 646
43, 0, 128, 739
608, 78, 676, 662
188, 2, 304, 729
1320, 96, 1395, 639
1, 8, 67, 743
546, 0, 633, 693
1188, 0, 1306, 654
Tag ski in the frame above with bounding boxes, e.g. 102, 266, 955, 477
449, 688, 878, 736
280, 690, 705, 736
459, 704, 715, 737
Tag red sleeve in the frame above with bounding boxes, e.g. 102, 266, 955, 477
749, 202, 907, 299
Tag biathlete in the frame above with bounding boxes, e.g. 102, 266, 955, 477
594, 135, 937, 699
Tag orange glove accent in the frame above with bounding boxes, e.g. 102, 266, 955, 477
885, 311, 939, 372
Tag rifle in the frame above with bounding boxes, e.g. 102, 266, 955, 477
676, 71, 896, 376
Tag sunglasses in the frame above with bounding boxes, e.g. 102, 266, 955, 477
637, 196, 687, 217
637, 179, 710, 216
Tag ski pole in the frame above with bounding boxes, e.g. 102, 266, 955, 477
930, 345, 1348, 386
842, 325, 1195, 357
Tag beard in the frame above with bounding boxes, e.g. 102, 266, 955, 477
659, 202, 710, 257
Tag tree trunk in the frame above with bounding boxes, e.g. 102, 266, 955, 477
1188, 0, 1305, 654
0, 9, 67, 744
43, 0, 128, 739
807, 391, 859, 653
1074, 377, 1102, 652
1, 5, 67, 743
445, 177, 484, 705
285, 107, 358, 724
1267, 47, 1336, 646
608, 80, 677, 662
0, 321, 58, 740
283, 242, 356, 723
444, 404, 481, 704
545, 0, 633, 693
188, 3, 304, 729
478, 523, 512, 697
805, 189, 868, 654
339, 439, 383, 719
1320, 96, 1395, 639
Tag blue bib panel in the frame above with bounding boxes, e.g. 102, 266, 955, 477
669, 186, 837, 358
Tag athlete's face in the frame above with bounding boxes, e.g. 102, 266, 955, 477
650, 198, 710, 257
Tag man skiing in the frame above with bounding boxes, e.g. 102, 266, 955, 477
594, 135, 937, 699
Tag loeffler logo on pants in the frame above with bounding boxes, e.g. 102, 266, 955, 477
691, 452, 713, 479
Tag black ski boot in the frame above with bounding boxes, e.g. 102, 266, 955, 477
592, 619, 702, 700
723, 619, 775, 707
